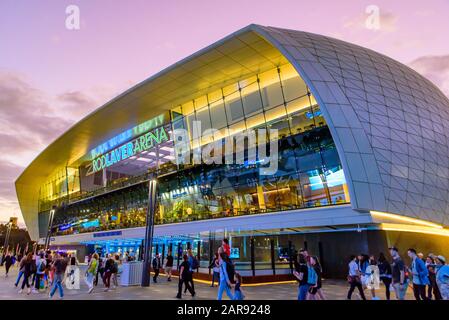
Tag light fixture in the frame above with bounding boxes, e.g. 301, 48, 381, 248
380, 223, 449, 237
370, 211, 443, 229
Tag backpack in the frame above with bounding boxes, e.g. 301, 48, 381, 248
191, 257, 199, 270
111, 261, 118, 273
38, 260, 46, 273
30, 261, 37, 274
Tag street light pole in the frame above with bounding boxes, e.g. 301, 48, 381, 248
141, 178, 157, 287
3, 222, 12, 253
44, 206, 56, 251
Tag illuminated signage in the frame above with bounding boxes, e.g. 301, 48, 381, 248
93, 231, 122, 238
89, 113, 166, 159
91, 126, 169, 173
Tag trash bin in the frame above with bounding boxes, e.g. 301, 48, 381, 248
119, 261, 143, 286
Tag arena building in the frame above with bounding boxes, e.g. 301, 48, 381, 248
16, 25, 449, 279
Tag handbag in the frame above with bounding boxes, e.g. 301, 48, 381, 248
347, 275, 361, 283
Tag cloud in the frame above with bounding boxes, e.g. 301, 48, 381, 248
0, 70, 121, 224
57, 90, 98, 118
408, 55, 449, 98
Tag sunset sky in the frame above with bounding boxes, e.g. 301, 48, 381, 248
1, 0, 449, 225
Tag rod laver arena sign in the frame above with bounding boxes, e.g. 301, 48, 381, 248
91, 126, 169, 173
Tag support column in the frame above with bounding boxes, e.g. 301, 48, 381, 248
141, 179, 157, 287
318, 241, 325, 277
161, 244, 166, 267
197, 241, 201, 273
44, 206, 56, 251
270, 239, 275, 275
176, 242, 181, 269
288, 240, 293, 274
250, 237, 255, 277
208, 237, 213, 275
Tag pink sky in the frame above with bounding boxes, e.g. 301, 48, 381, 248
1, 0, 449, 225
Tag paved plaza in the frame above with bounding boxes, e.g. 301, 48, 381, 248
0, 266, 416, 300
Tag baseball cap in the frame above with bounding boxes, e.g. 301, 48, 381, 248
437, 255, 446, 263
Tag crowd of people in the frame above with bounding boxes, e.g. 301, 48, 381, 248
0, 238, 245, 300
1, 245, 123, 299
2, 242, 449, 301
152, 238, 245, 300
346, 247, 449, 300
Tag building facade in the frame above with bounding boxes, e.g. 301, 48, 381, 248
16, 25, 449, 279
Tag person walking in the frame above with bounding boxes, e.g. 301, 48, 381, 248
176, 255, 195, 299
14, 255, 26, 287
152, 253, 161, 283
185, 249, 197, 295
357, 254, 369, 288
293, 254, 311, 300
407, 248, 430, 300
366, 256, 380, 300
102, 254, 114, 291
85, 253, 99, 294
4, 252, 13, 278
164, 250, 174, 282
426, 255, 441, 300
209, 253, 220, 287
95, 255, 104, 287
378, 252, 392, 300
435, 255, 449, 300
217, 252, 234, 300
389, 247, 408, 300
48, 253, 67, 299
45, 251, 53, 288
232, 272, 245, 300
347, 255, 366, 300
34, 252, 46, 293
18, 253, 34, 295
307, 256, 325, 300
111, 254, 120, 289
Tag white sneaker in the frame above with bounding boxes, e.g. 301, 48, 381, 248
27, 288, 31, 295
88, 287, 94, 294
18, 289, 23, 294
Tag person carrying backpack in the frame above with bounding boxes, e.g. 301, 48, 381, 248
34, 252, 46, 293
217, 252, 234, 300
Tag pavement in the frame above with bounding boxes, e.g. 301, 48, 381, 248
0, 265, 416, 300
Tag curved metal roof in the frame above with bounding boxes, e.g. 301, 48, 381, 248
17, 24, 449, 239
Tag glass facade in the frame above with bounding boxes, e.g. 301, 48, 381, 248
39, 63, 350, 238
